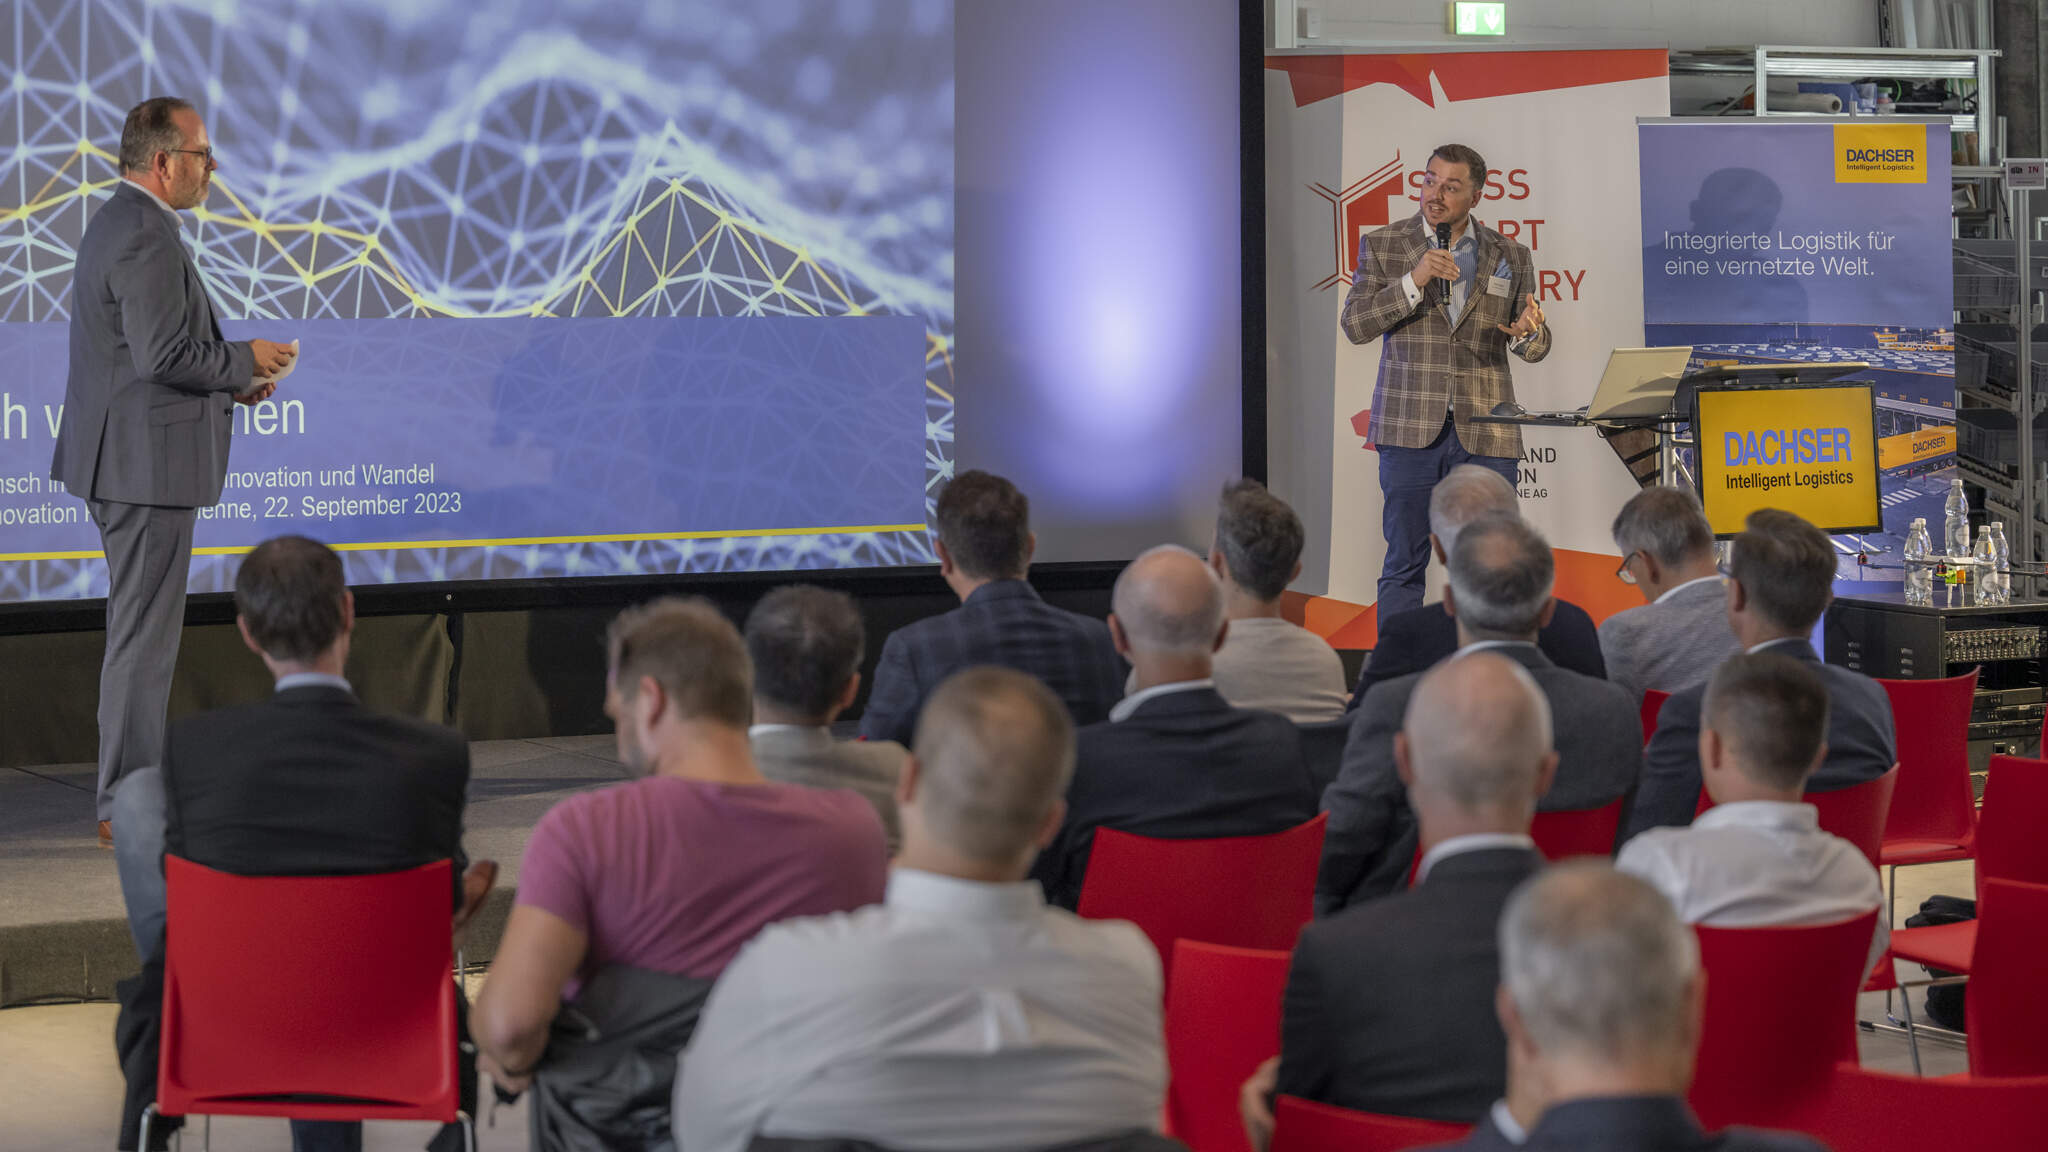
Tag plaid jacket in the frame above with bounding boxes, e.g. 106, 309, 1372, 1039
857, 579, 1124, 746
1340, 213, 1552, 458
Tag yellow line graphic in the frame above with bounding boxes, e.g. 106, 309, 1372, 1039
0, 523, 929, 564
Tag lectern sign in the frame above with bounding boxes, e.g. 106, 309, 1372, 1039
1693, 384, 1881, 536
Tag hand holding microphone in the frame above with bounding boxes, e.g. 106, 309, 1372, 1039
1412, 222, 1457, 307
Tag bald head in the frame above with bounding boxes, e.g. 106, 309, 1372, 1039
909, 666, 1075, 868
1112, 544, 1226, 657
1403, 651, 1553, 819
1430, 465, 1518, 556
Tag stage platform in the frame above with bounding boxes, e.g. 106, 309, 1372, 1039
0, 736, 631, 1008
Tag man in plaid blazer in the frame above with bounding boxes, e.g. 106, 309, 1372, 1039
1342, 144, 1552, 619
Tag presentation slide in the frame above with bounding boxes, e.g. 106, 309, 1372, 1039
0, 0, 954, 603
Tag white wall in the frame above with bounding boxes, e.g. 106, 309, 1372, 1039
1276, 0, 1880, 51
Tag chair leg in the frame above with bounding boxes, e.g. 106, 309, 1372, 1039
202, 1115, 210, 1152
459, 1111, 477, 1152
1898, 979, 1925, 1077
140, 1104, 157, 1152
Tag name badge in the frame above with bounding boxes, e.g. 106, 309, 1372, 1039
1486, 275, 1512, 298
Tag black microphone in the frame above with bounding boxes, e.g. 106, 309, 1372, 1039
1432, 221, 1453, 308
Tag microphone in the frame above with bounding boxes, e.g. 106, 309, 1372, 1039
1432, 221, 1453, 308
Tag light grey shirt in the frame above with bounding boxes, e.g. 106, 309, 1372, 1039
1617, 800, 1889, 976
1597, 575, 1740, 703
673, 868, 1166, 1152
748, 724, 905, 851
1211, 617, 1350, 723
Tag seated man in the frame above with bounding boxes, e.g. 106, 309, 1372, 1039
1032, 545, 1319, 909
1319, 515, 1639, 913
1440, 862, 1824, 1152
473, 598, 887, 1150
1204, 478, 1348, 722
859, 469, 1123, 745
745, 584, 907, 850
1350, 466, 1603, 709
114, 535, 488, 1152
1620, 653, 1888, 976
1624, 508, 1897, 842
675, 667, 1166, 1152
1240, 652, 1556, 1147
1600, 486, 1741, 704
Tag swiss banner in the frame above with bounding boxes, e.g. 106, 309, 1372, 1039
1265, 51, 1670, 645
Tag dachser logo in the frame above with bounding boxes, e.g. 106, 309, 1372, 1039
1833, 124, 1926, 184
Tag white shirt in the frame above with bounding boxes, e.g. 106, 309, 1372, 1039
1210, 617, 1349, 723
123, 176, 182, 218
1415, 833, 1538, 885
1616, 800, 1888, 975
1110, 677, 1215, 722
673, 868, 1166, 1152
1491, 1099, 1528, 1145
1747, 635, 1816, 657
1450, 639, 1539, 661
274, 672, 351, 694
1655, 574, 1725, 605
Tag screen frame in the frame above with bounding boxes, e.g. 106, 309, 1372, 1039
1689, 381, 1884, 540
0, 0, 1266, 632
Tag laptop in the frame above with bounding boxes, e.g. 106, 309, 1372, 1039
1486, 346, 1694, 425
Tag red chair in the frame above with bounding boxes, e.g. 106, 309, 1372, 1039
1689, 911, 1877, 1130
1694, 767, 1899, 869
1639, 689, 1670, 746
1889, 754, 2048, 980
1079, 814, 1327, 980
1269, 1095, 1470, 1152
1768, 1066, 2048, 1152
142, 857, 472, 1151
1964, 879, 2048, 1077
1529, 797, 1624, 860
1164, 941, 1291, 1152
1876, 671, 1981, 907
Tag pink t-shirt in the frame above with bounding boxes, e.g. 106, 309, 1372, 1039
516, 775, 888, 983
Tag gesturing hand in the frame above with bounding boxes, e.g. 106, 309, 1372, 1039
1498, 294, 1545, 339
250, 338, 296, 378
235, 381, 276, 406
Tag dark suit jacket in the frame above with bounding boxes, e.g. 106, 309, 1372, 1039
52, 181, 254, 507
859, 579, 1124, 747
1438, 1095, 1825, 1152
1279, 846, 1542, 1122
1318, 645, 1641, 914
1622, 641, 1897, 844
1350, 600, 1605, 711
1031, 686, 1320, 910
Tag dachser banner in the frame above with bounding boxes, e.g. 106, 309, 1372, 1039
1694, 384, 1882, 536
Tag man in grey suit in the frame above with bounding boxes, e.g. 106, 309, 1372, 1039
745, 584, 906, 850
51, 97, 296, 840
1317, 514, 1640, 913
1600, 486, 1741, 704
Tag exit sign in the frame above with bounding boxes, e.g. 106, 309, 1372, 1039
1449, 1, 1506, 36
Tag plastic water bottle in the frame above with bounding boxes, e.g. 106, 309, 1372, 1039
1944, 479, 1970, 559
1991, 521, 2012, 604
1903, 517, 1933, 605
1974, 532, 1999, 605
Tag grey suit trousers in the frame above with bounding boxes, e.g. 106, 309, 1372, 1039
91, 499, 196, 822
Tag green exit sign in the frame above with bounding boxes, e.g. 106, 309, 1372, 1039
1449, 1, 1507, 36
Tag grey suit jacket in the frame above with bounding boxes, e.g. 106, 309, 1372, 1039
750, 726, 905, 851
1597, 577, 1742, 704
52, 181, 254, 507
1315, 644, 1641, 914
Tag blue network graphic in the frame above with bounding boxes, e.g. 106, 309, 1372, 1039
0, 0, 954, 601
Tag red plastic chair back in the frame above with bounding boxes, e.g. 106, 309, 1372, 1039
1769, 1066, 2048, 1152
1876, 670, 1979, 856
1974, 755, 2048, 890
1689, 910, 1877, 1130
1529, 798, 1624, 860
1966, 879, 2048, 1077
1079, 814, 1327, 979
158, 856, 458, 1123
1640, 689, 1670, 746
1269, 1095, 1470, 1152
1164, 941, 1291, 1152
1805, 764, 1899, 868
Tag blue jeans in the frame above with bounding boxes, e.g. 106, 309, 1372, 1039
1376, 413, 1521, 619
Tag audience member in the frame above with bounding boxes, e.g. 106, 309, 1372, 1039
1599, 486, 1740, 703
1032, 545, 1319, 909
1319, 515, 1639, 912
114, 536, 488, 1152
1624, 509, 1896, 841
1202, 478, 1348, 722
1350, 466, 1603, 708
1240, 652, 1555, 1148
1620, 653, 1888, 975
745, 584, 906, 850
675, 667, 1166, 1151
859, 469, 1123, 745
473, 598, 886, 1149
1436, 862, 1824, 1152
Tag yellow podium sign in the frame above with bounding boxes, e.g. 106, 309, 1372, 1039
1694, 384, 1881, 536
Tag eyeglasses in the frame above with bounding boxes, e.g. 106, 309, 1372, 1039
1615, 551, 1642, 585
166, 147, 216, 166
